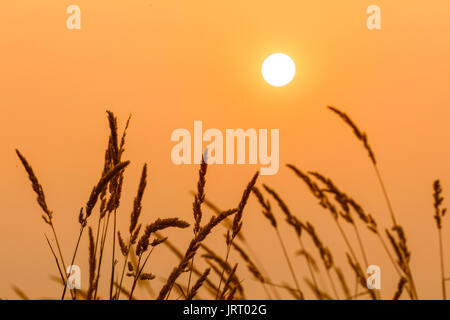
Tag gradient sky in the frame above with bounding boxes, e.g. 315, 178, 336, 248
1, 0, 450, 299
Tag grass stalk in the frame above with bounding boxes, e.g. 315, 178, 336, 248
438, 229, 446, 300
275, 228, 303, 299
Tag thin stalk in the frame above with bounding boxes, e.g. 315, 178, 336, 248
241, 240, 281, 299
335, 219, 358, 264
165, 287, 173, 300
377, 233, 401, 277
374, 165, 418, 299
275, 228, 302, 299
215, 244, 232, 299
374, 165, 397, 226
129, 248, 154, 300
186, 237, 197, 295
438, 228, 446, 300
325, 268, 339, 299
261, 282, 272, 300
296, 236, 319, 297
93, 211, 112, 299
50, 224, 76, 300
61, 225, 85, 300
109, 209, 118, 299
351, 222, 382, 299
93, 214, 103, 258
352, 224, 368, 269
44, 234, 65, 286
129, 255, 142, 299
115, 252, 129, 300
50, 224, 68, 279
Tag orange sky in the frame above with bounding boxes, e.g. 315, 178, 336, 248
1, 0, 450, 299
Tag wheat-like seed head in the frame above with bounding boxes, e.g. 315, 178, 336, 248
118, 231, 128, 256
231, 241, 265, 283
433, 179, 446, 229
219, 264, 238, 300
16, 149, 53, 225
193, 157, 207, 235
130, 164, 148, 234
87, 227, 96, 300
287, 164, 339, 220
327, 106, 376, 165
85, 161, 130, 222
136, 218, 189, 255
309, 171, 378, 233
252, 186, 277, 228
186, 268, 211, 300
232, 172, 259, 240
393, 277, 408, 300
157, 208, 238, 300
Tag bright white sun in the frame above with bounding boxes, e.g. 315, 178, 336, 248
262, 53, 296, 87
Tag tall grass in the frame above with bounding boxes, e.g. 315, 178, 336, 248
13, 107, 447, 300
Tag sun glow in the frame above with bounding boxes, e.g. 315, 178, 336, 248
261, 53, 296, 87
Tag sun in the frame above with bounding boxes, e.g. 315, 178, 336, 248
262, 53, 296, 87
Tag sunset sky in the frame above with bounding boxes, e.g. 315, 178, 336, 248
1, 0, 450, 299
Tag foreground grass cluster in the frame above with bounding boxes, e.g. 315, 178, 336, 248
15, 107, 447, 300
